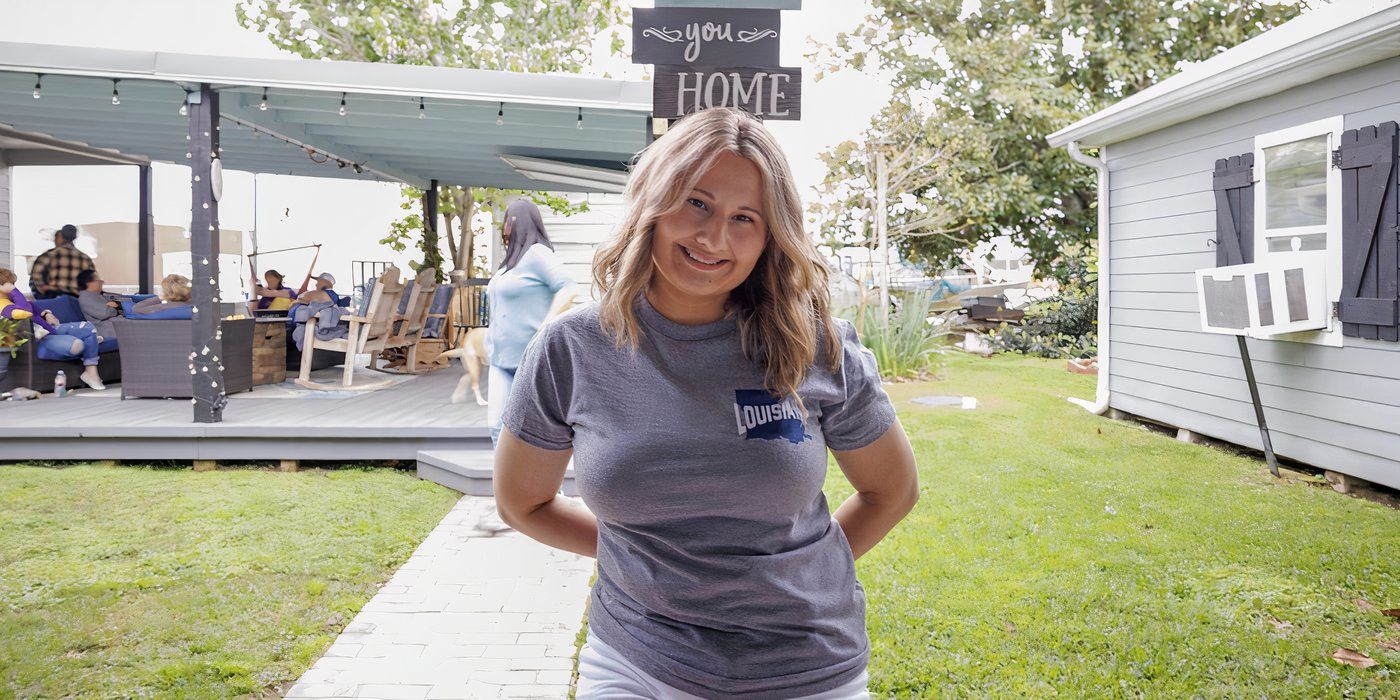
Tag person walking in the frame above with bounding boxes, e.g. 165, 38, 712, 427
493, 108, 920, 699
29, 225, 95, 298
483, 199, 576, 446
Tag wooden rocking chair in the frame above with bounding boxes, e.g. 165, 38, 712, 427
295, 266, 404, 391
375, 267, 439, 374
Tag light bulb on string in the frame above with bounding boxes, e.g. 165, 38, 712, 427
259, 87, 269, 111
496, 102, 505, 126
179, 90, 189, 116
32, 75, 41, 99
419, 96, 426, 119
577, 107, 584, 130
339, 92, 347, 117
111, 80, 120, 106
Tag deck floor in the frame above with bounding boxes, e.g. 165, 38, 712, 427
0, 363, 490, 461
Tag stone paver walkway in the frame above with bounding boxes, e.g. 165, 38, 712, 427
285, 496, 595, 699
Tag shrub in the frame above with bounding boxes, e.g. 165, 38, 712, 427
988, 253, 1098, 359
839, 290, 953, 380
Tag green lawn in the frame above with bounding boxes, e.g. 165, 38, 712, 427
837, 353, 1399, 697
0, 465, 459, 698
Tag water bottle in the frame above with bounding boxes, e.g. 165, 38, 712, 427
54, 370, 67, 397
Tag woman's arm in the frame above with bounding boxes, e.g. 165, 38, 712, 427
829, 419, 920, 560
542, 285, 577, 323
494, 430, 598, 558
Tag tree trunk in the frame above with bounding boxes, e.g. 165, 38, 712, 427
453, 186, 477, 278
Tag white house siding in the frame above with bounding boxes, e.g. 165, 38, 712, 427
538, 192, 625, 301
0, 162, 10, 270
1104, 56, 1400, 490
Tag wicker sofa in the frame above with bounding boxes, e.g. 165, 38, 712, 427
112, 317, 255, 399
0, 296, 121, 394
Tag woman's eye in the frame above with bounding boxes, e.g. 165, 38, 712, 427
688, 198, 708, 210
734, 214, 753, 223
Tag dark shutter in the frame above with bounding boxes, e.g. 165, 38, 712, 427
1213, 153, 1255, 266
1337, 121, 1399, 341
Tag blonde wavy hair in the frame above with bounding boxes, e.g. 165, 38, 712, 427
592, 107, 839, 401
160, 273, 191, 302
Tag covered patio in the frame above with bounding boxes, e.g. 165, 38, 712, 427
0, 41, 648, 472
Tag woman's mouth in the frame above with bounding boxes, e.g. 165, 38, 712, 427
680, 244, 728, 269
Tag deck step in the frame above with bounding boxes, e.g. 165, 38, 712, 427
416, 448, 578, 497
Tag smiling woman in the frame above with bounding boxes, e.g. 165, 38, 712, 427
491, 107, 921, 699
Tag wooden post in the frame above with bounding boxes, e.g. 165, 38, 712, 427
279, 459, 299, 473
874, 149, 889, 326
424, 178, 439, 256
189, 84, 225, 424
138, 164, 155, 294
193, 460, 217, 472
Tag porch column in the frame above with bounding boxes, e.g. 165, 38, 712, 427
189, 84, 225, 424
138, 164, 154, 294
424, 178, 439, 258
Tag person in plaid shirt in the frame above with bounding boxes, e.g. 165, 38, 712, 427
29, 224, 96, 298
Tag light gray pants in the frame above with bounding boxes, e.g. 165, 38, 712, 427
576, 628, 872, 699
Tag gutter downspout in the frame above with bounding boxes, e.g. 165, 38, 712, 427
1066, 141, 1110, 415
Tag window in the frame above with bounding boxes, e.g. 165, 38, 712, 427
1253, 116, 1344, 346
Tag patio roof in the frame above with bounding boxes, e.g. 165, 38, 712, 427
0, 41, 652, 190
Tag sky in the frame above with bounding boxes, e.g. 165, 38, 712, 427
0, 0, 889, 289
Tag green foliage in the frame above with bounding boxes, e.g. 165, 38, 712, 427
838, 291, 952, 380
0, 465, 459, 698
0, 316, 30, 355
989, 247, 1098, 358
237, 0, 621, 275
824, 354, 1400, 697
811, 0, 1316, 271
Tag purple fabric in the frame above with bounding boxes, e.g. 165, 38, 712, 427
7, 288, 57, 334
256, 284, 290, 310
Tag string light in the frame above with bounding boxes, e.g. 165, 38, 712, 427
32, 74, 41, 99
496, 102, 504, 126
110, 79, 120, 106
259, 87, 269, 111
418, 96, 426, 119
339, 92, 347, 117
577, 107, 584, 130
179, 90, 189, 117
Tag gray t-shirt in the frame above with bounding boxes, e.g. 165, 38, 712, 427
502, 292, 897, 698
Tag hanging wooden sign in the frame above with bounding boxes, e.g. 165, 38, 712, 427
652, 66, 801, 120
632, 8, 781, 66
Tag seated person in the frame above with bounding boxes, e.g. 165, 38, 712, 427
76, 269, 121, 341
251, 269, 294, 312
1, 267, 105, 390
295, 272, 341, 306
134, 274, 193, 314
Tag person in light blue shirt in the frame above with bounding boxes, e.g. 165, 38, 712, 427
485, 199, 577, 445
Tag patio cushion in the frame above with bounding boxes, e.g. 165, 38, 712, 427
33, 296, 84, 324
422, 286, 453, 339
120, 299, 194, 320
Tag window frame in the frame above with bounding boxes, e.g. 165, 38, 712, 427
1252, 115, 1345, 347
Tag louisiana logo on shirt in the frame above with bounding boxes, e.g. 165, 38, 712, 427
734, 389, 812, 445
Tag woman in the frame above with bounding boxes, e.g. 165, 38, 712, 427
1, 267, 106, 390
133, 274, 192, 314
252, 269, 294, 311
484, 199, 576, 446
494, 108, 920, 699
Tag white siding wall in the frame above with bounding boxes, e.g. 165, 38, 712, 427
539, 192, 625, 301
1104, 56, 1400, 490
0, 163, 10, 271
